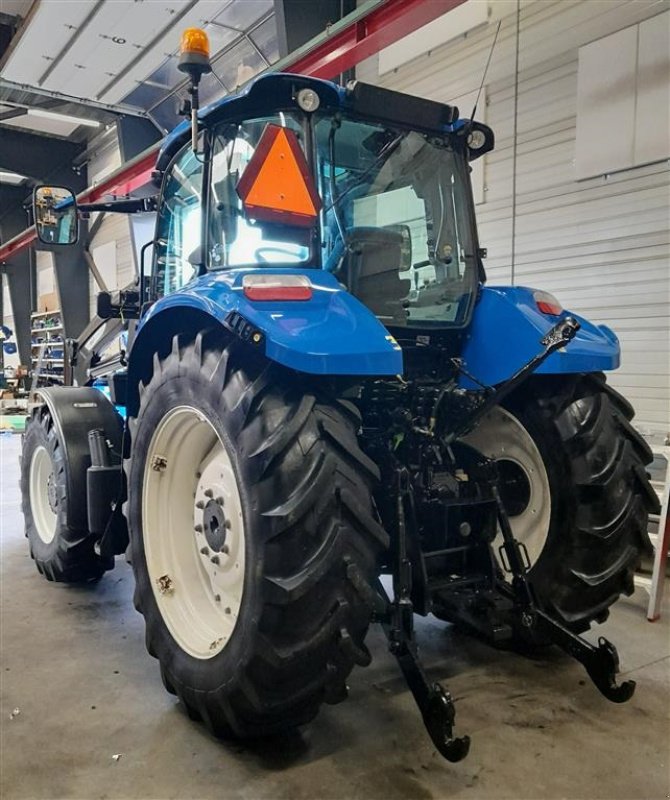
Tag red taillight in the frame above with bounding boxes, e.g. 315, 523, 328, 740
533, 290, 563, 316
242, 274, 313, 301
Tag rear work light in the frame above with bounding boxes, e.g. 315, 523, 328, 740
533, 290, 563, 316
242, 274, 313, 301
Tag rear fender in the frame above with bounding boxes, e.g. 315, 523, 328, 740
459, 286, 620, 388
127, 268, 402, 415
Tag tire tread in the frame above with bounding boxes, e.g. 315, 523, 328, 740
513, 373, 657, 629
126, 338, 386, 737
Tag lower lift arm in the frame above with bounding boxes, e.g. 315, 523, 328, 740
494, 478, 635, 703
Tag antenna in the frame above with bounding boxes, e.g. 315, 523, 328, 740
469, 20, 502, 123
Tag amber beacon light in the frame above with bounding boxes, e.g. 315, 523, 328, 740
177, 28, 212, 152
178, 28, 212, 76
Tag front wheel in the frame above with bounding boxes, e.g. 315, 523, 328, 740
21, 406, 110, 582
463, 372, 656, 632
125, 334, 388, 737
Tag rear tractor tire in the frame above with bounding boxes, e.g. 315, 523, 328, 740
125, 334, 388, 737
463, 372, 657, 633
21, 406, 111, 583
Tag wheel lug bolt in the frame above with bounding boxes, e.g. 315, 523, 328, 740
221, 544, 229, 555
224, 520, 231, 530
156, 574, 174, 595
224, 607, 231, 615
196, 500, 205, 510
194, 524, 203, 533
200, 546, 209, 555
210, 555, 220, 565
216, 496, 224, 506
204, 488, 213, 498
214, 594, 221, 602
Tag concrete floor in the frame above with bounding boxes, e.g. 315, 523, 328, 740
1, 433, 669, 800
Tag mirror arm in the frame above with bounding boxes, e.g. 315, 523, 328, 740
78, 197, 157, 215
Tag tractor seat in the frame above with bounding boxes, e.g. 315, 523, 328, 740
335, 226, 411, 325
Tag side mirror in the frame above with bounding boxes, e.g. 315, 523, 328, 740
33, 186, 78, 246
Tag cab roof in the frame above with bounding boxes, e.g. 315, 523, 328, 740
156, 72, 460, 172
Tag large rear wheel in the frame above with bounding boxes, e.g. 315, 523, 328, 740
463, 372, 656, 631
125, 334, 388, 737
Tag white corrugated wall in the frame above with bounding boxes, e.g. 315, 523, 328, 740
356, 0, 670, 436
86, 137, 135, 317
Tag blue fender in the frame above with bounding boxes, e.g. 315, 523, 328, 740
138, 268, 403, 376
459, 286, 620, 389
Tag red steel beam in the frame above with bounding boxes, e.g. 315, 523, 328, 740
0, 0, 465, 264
293, 0, 465, 79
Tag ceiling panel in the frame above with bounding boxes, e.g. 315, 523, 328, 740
1, 0, 33, 18
0, 0, 278, 135
122, 80, 171, 110
146, 55, 183, 89
214, 36, 265, 91
210, 0, 272, 32
102, 0, 241, 104
95, 0, 274, 105
1, 111, 80, 137
203, 21, 240, 55
1, 2, 94, 86
249, 15, 279, 63
41, 0, 191, 99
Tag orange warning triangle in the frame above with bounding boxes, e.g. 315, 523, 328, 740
236, 124, 321, 228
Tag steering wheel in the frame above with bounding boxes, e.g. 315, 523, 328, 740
254, 247, 297, 264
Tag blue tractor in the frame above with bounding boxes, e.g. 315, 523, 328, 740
21, 33, 658, 762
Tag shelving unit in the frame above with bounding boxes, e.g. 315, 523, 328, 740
30, 309, 65, 386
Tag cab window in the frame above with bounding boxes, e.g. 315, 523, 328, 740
152, 146, 203, 298
208, 114, 311, 269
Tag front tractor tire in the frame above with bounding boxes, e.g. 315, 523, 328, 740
463, 372, 656, 633
125, 334, 387, 737
21, 406, 110, 582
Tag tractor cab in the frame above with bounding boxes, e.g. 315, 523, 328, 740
150, 72, 493, 342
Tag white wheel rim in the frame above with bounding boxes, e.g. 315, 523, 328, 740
142, 405, 246, 660
462, 407, 551, 569
29, 445, 57, 544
